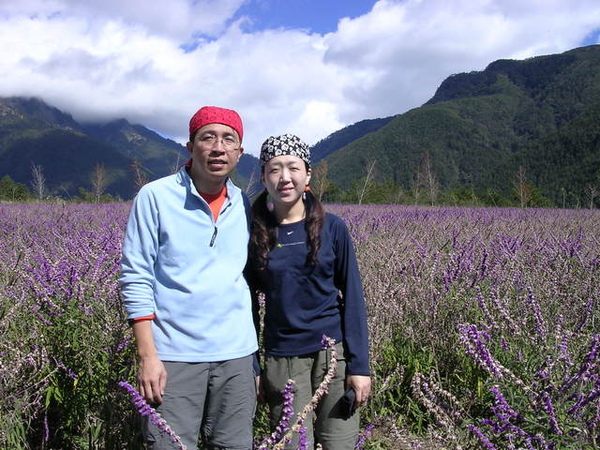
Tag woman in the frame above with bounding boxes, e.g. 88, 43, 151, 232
247, 134, 371, 450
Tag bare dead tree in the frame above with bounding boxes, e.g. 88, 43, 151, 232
583, 184, 599, 209
244, 167, 262, 199
30, 162, 46, 201
91, 163, 107, 203
412, 151, 439, 205
170, 153, 184, 174
572, 192, 581, 209
394, 185, 405, 204
131, 159, 148, 191
411, 172, 421, 205
357, 159, 377, 205
419, 151, 439, 206
560, 187, 567, 209
311, 160, 330, 202
514, 165, 533, 208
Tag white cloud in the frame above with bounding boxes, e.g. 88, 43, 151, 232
0, 0, 598, 156
0, 0, 246, 39
324, 0, 600, 120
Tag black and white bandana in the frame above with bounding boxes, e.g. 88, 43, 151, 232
259, 134, 311, 168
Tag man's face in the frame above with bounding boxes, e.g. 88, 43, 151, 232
186, 123, 244, 187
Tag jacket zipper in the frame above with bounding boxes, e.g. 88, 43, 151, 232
209, 201, 232, 247
210, 227, 218, 247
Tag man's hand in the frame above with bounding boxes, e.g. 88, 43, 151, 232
138, 356, 167, 404
131, 319, 166, 404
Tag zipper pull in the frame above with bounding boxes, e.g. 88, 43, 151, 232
210, 226, 218, 247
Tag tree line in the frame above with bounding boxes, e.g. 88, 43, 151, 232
3, 157, 598, 209
304, 157, 599, 209
0, 162, 120, 203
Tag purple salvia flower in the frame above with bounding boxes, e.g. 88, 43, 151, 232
297, 424, 308, 450
105, 334, 133, 354
575, 295, 596, 333
534, 357, 552, 383
489, 286, 520, 337
556, 325, 573, 367
118, 381, 187, 450
525, 287, 547, 340
458, 323, 504, 379
44, 412, 49, 443
55, 359, 78, 380
489, 385, 520, 430
467, 424, 498, 450
256, 380, 295, 450
541, 391, 562, 435
354, 423, 375, 450
581, 335, 600, 378
567, 377, 600, 417
459, 323, 527, 387
560, 334, 600, 397
115, 334, 132, 352
588, 400, 600, 433
321, 335, 336, 349
475, 287, 495, 332
532, 433, 551, 450
272, 336, 339, 450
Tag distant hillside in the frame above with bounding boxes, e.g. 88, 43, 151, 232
0, 97, 139, 198
311, 116, 396, 162
83, 120, 187, 178
0, 94, 389, 200
0, 96, 260, 199
325, 44, 600, 206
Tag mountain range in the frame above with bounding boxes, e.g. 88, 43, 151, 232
323, 44, 600, 206
1, 44, 599, 205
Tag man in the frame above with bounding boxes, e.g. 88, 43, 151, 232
119, 106, 257, 449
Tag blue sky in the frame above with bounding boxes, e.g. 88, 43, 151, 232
0, 0, 598, 156
235, 0, 375, 34
584, 29, 600, 46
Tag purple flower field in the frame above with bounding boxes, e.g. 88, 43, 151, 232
1, 203, 598, 449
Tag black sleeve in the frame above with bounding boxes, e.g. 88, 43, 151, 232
331, 215, 371, 376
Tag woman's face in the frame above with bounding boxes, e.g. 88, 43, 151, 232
262, 155, 311, 209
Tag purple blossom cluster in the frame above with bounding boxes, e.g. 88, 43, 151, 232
118, 381, 187, 450
1, 203, 135, 448
255, 380, 296, 449
1, 203, 598, 449
354, 423, 375, 450
329, 204, 599, 447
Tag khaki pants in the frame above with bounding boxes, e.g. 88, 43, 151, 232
146, 356, 256, 450
263, 342, 360, 450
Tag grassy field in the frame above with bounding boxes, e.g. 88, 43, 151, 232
1, 203, 598, 449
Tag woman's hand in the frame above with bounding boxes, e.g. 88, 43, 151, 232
346, 374, 371, 406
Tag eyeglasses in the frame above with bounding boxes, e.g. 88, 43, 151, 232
197, 134, 240, 151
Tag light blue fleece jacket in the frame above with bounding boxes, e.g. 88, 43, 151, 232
119, 167, 258, 362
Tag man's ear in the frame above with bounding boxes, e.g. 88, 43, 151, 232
186, 141, 193, 154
